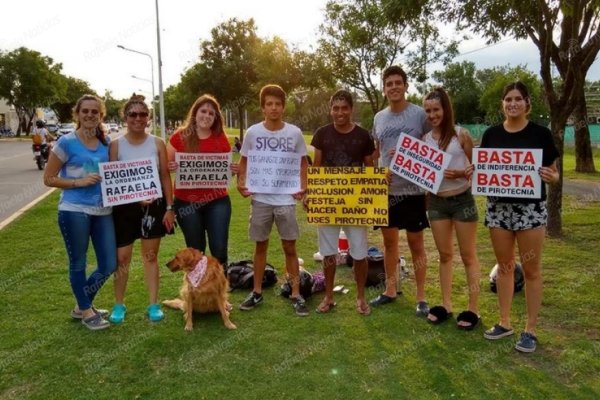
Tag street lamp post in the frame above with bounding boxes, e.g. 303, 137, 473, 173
117, 44, 163, 139
155, 0, 166, 139
131, 74, 157, 132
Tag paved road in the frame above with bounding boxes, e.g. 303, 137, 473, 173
0, 141, 53, 224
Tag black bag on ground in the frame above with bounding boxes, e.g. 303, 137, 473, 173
226, 260, 278, 290
346, 251, 386, 288
366, 256, 386, 288
280, 269, 314, 299
489, 263, 524, 293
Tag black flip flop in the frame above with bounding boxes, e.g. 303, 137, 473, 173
427, 305, 453, 324
456, 310, 481, 331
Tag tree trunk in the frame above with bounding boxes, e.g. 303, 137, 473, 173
574, 91, 596, 172
547, 113, 568, 238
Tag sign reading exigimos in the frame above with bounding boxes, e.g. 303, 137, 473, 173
305, 167, 388, 226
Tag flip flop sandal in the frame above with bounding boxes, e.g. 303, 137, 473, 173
456, 310, 481, 331
357, 301, 371, 316
427, 305, 453, 325
315, 301, 337, 314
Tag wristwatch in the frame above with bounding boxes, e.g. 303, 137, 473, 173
166, 205, 173, 211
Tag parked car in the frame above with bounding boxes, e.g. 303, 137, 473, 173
46, 123, 59, 134
108, 123, 119, 133
56, 123, 76, 139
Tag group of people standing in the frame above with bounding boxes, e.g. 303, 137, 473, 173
44, 64, 558, 354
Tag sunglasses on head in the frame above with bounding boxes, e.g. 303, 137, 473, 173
127, 111, 149, 118
81, 108, 99, 115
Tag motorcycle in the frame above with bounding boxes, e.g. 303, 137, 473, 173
32, 143, 50, 170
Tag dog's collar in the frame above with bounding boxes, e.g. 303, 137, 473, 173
187, 256, 207, 288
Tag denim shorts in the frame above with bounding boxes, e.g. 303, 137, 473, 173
249, 201, 299, 242
484, 201, 547, 231
428, 190, 478, 222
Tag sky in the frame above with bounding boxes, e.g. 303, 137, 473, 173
2, 0, 599, 101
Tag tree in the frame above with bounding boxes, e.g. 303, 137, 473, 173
103, 91, 127, 122
51, 76, 95, 122
573, 82, 596, 172
200, 18, 260, 139
444, 0, 600, 237
0, 47, 66, 135
318, 0, 408, 114
477, 65, 549, 126
432, 61, 484, 124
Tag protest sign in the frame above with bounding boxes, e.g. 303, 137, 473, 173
175, 152, 231, 189
99, 157, 162, 206
471, 148, 542, 199
389, 133, 452, 194
306, 167, 388, 226
246, 150, 302, 194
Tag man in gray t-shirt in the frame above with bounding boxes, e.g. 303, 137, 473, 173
370, 66, 430, 317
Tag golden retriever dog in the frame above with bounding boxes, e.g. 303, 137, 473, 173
163, 248, 236, 331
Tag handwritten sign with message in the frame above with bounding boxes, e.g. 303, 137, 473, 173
306, 167, 388, 226
246, 150, 302, 194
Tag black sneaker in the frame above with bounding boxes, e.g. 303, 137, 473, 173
515, 332, 538, 353
291, 296, 309, 316
239, 291, 263, 311
415, 301, 430, 317
484, 324, 514, 340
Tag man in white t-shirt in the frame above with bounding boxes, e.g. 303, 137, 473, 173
237, 84, 309, 316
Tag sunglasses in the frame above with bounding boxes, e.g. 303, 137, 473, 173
127, 111, 149, 118
81, 108, 100, 115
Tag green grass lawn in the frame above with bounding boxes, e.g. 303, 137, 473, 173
1, 179, 599, 399
561, 146, 600, 180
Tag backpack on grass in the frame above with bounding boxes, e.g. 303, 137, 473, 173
226, 260, 277, 290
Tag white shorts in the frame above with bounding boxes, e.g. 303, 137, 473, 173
317, 226, 368, 260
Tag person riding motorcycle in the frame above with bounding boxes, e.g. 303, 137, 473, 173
32, 120, 55, 170
32, 120, 54, 159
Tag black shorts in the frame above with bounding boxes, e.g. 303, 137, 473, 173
377, 194, 429, 232
113, 198, 172, 247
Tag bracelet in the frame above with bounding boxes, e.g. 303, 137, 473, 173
72, 179, 77, 188
166, 205, 173, 211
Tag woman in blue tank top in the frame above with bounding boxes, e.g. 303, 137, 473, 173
43, 94, 116, 331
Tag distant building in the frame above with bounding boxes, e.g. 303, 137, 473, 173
585, 83, 600, 124
0, 98, 19, 132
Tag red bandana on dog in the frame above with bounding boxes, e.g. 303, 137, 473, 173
187, 256, 207, 288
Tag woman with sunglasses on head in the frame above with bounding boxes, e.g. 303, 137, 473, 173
473, 82, 559, 352
166, 94, 237, 267
108, 94, 175, 324
422, 87, 482, 330
44, 94, 116, 331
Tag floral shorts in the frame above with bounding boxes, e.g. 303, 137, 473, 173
484, 201, 547, 231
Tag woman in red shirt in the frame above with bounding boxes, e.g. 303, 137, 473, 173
167, 95, 238, 265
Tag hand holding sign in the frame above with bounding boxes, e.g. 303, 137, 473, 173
79, 173, 102, 187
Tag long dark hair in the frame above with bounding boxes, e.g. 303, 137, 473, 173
424, 87, 455, 151
72, 94, 108, 146
502, 81, 532, 115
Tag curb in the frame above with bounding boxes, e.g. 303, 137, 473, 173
0, 188, 56, 231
